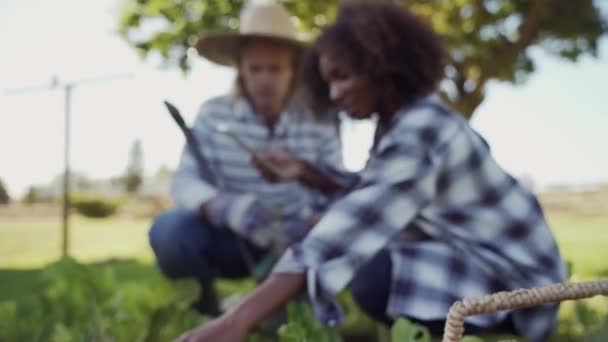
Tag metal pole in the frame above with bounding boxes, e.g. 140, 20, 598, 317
5, 73, 132, 258
62, 85, 72, 257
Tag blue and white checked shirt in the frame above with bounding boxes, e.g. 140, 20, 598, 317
274, 96, 566, 341
171, 95, 344, 244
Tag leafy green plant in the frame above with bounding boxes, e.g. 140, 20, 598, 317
585, 318, 608, 342
3, 257, 606, 341
0, 257, 203, 341
275, 301, 437, 342
390, 317, 431, 342
278, 301, 342, 342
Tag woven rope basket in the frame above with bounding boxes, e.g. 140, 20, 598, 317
442, 279, 608, 342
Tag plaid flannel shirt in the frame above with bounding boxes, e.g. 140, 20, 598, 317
171, 95, 344, 244
274, 96, 566, 341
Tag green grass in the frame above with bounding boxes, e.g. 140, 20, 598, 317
546, 212, 608, 278
543, 212, 608, 341
0, 216, 153, 268
1, 210, 606, 281
2, 210, 606, 276
0, 216, 157, 303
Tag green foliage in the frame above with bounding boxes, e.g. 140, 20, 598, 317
2, 211, 608, 341
117, 0, 606, 116
1, 257, 608, 341
278, 301, 342, 342
72, 194, 119, 218
586, 318, 608, 342
21, 185, 42, 205
0, 178, 9, 204
335, 291, 379, 337
553, 296, 608, 341
551, 261, 608, 341
0, 257, 202, 342
390, 317, 431, 342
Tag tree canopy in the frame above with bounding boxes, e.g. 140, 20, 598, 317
118, 0, 606, 117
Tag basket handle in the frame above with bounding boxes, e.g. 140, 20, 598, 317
442, 279, 608, 342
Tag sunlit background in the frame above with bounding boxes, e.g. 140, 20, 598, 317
1, 0, 607, 199
1, 1, 608, 340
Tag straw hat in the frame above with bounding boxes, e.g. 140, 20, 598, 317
195, 2, 307, 66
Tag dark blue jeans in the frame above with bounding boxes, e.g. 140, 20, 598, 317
149, 209, 267, 283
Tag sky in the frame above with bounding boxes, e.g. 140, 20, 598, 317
1, 0, 607, 198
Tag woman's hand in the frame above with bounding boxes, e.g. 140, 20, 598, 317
176, 273, 306, 342
176, 313, 248, 342
252, 149, 303, 182
253, 149, 342, 194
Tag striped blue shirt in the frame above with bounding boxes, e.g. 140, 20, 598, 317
171, 95, 345, 235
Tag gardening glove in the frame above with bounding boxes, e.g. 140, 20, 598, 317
203, 193, 283, 248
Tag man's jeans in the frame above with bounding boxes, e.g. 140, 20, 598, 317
148, 209, 267, 283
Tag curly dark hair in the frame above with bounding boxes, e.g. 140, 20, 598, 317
303, 0, 446, 118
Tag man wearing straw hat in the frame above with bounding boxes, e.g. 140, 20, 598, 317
148, 1, 347, 316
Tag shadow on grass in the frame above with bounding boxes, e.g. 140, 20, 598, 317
0, 258, 161, 302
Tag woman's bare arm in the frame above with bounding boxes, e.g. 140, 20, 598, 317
178, 273, 306, 342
